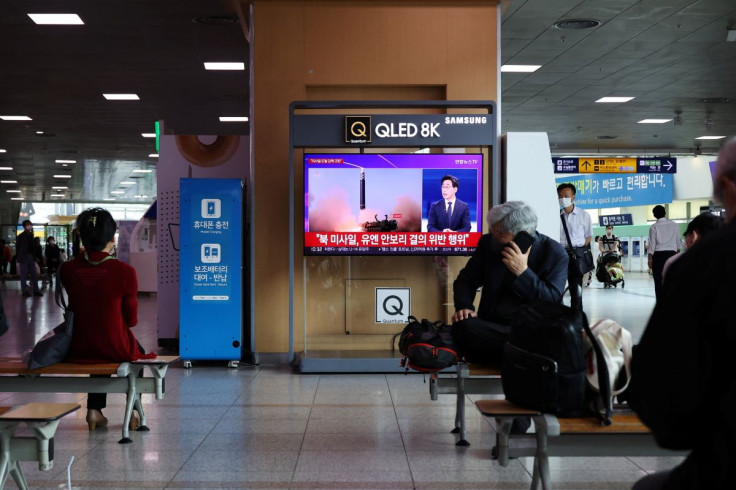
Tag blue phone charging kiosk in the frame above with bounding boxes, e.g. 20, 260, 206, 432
179, 178, 243, 367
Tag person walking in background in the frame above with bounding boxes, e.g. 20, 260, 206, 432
44, 236, 61, 286
15, 220, 42, 297
557, 183, 593, 307
629, 136, 736, 489
647, 205, 680, 300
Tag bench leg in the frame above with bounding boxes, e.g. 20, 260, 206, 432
134, 395, 149, 432
532, 421, 551, 490
453, 373, 469, 446
119, 373, 138, 444
9, 459, 28, 490
0, 424, 15, 490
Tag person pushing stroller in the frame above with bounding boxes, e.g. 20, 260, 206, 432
596, 225, 625, 288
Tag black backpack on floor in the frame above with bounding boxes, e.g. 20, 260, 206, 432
399, 316, 459, 372
501, 302, 612, 423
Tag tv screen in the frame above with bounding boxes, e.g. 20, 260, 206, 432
304, 153, 484, 255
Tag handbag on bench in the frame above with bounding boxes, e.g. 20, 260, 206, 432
27, 265, 74, 370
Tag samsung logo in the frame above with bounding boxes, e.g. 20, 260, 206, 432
444, 116, 488, 125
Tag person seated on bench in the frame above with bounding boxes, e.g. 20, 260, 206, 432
452, 201, 568, 431
61, 207, 156, 430
628, 137, 736, 490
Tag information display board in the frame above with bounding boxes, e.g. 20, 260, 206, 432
179, 178, 242, 361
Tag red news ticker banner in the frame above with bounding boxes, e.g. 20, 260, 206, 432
305, 232, 481, 248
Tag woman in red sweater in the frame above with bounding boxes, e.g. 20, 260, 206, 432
61, 208, 156, 430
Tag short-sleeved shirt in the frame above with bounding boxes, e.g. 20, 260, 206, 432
560, 206, 592, 248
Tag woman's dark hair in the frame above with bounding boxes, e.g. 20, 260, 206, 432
76, 208, 116, 252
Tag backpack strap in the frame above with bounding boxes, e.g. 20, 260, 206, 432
582, 313, 612, 425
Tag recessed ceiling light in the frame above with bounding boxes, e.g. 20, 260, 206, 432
695, 135, 726, 140
120, 181, 135, 185
35, 131, 44, 134
0, 167, 13, 171
6, 190, 21, 193
0, 149, 6, 153
1, 180, 18, 184
55, 159, 76, 163
553, 18, 601, 30
148, 153, 159, 158
52, 186, 68, 190
596, 97, 635, 103
10, 197, 23, 201
110, 191, 125, 194
103, 198, 116, 201
219, 116, 249, 122
637, 119, 673, 124
103, 93, 140, 100
0, 116, 32, 121
50, 194, 65, 197
53, 175, 72, 178
134, 195, 148, 198
28, 13, 84, 25
141, 133, 156, 138
204, 62, 245, 70
501, 65, 542, 73
133, 169, 152, 173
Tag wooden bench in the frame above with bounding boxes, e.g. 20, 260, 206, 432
0, 356, 179, 444
429, 362, 502, 446
0, 402, 80, 490
476, 399, 686, 490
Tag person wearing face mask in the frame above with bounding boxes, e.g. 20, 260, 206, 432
451, 201, 568, 367
15, 220, 42, 297
661, 212, 724, 282
599, 225, 621, 256
557, 183, 594, 306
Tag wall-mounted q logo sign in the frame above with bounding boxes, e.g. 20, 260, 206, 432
350, 121, 367, 138
382, 295, 404, 316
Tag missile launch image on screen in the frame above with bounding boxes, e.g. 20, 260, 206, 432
306, 167, 422, 233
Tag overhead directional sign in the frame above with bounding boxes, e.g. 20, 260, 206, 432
553, 157, 677, 174
637, 157, 677, 173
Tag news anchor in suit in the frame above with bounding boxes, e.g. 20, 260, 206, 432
427, 175, 472, 232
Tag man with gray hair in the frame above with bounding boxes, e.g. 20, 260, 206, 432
629, 137, 736, 489
452, 201, 568, 365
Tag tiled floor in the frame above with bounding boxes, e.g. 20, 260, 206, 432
0, 273, 683, 489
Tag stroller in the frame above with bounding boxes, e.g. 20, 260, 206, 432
595, 251, 625, 288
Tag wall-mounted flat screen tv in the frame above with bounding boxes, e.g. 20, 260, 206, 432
304, 153, 484, 255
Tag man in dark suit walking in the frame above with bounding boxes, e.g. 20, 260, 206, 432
427, 175, 471, 232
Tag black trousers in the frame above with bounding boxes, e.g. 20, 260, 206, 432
452, 316, 531, 433
652, 251, 677, 301
87, 341, 147, 411
452, 316, 510, 365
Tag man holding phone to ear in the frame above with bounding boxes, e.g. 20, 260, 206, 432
452, 201, 569, 367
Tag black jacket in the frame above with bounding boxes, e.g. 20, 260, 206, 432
629, 218, 736, 489
453, 231, 568, 322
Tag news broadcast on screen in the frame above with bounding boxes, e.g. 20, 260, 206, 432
304, 153, 484, 256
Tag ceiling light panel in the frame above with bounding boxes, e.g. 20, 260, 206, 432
133, 169, 152, 173
110, 191, 125, 194
50, 194, 65, 197
120, 181, 135, 185
10, 197, 23, 200
103, 93, 140, 100
637, 119, 672, 124
695, 136, 726, 140
0, 167, 12, 171
141, 133, 156, 138
148, 154, 159, 158
1, 180, 18, 184
6, 190, 21, 193
501, 65, 542, 73
0, 149, 6, 153
52, 186, 68, 190
28, 14, 84, 25
219, 116, 249, 122
53, 175, 72, 178
0, 116, 32, 121
204, 62, 245, 70
595, 97, 635, 103
55, 159, 76, 163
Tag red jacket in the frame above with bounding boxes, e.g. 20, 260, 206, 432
60, 250, 156, 363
